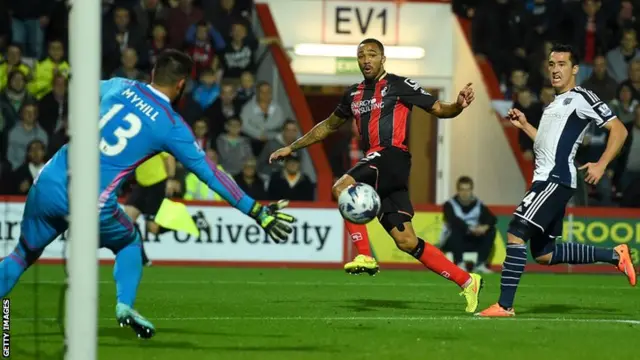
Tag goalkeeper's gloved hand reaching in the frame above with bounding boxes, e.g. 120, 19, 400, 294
249, 200, 296, 242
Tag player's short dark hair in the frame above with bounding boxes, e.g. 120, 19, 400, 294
549, 43, 580, 66
457, 176, 474, 189
359, 38, 384, 55
153, 49, 194, 86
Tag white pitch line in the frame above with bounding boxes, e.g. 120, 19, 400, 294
10, 316, 640, 325
21, 279, 637, 290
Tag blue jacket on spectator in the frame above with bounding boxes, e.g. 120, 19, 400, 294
192, 83, 220, 110
185, 24, 226, 52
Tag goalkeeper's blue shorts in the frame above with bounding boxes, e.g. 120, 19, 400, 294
20, 178, 138, 255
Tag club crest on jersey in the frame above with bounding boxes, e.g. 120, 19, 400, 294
381, 86, 388, 97
563, 98, 573, 106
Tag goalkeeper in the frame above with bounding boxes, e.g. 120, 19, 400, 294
0, 50, 296, 339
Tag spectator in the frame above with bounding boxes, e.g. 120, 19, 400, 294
620, 59, 640, 100
577, 122, 614, 206
183, 148, 233, 201
612, 1, 638, 43
37, 73, 67, 136
616, 106, 640, 193
234, 157, 267, 200
48, 112, 68, 156
257, 119, 315, 183
192, 117, 209, 149
204, 82, 241, 140
514, 88, 542, 161
8, 0, 52, 58
102, 7, 147, 75
167, 0, 203, 51
221, 22, 258, 80
240, 81, 285, 155
6, 102, 48, 171
0, 71, 36, 137
606, 28, 640, 83
0, 45, 32, 90
132, 0, 168, 38
148, 23, 169, 70
11, 139, 45, 195
181, 69, 220, 123
28, 40, 70, 100
609, 83, 638, 125
505, 68, 529, 101
440, 176, 496, 274
186, 21, 221, 79
216, 117, 253, 176
267, 154, 315, 201
581, 55, 617, 101
235, 70, 255, 106
572, 0, 609, 84
111, 48, 148, 82
206, 0, 253, 43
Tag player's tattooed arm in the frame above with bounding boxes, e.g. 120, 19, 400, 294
429, 101, 464, 118
289, 114, 347, 151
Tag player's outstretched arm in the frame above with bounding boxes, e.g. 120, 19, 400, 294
429, 83, 475, 118
164, 122, 297, 242
507, 108, 537, 140
269, 114, 346, 163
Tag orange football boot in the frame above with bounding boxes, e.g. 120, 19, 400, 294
475, 303, 515, 317
614, 244, 637, 286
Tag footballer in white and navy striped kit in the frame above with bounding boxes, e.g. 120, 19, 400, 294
477, 44, 636, 318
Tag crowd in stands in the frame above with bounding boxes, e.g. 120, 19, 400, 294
455, 0, 640, 207
0, 0, 317, 202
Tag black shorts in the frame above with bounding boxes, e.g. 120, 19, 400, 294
125, 180, 167, 218
346, 147, 413, 218
510, 180, 575, 254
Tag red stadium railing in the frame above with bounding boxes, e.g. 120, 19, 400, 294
255, 4, 334, 202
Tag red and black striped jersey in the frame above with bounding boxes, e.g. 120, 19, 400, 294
333, 73, 437, 154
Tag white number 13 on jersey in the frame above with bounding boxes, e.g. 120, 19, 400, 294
99, 104, 142, 156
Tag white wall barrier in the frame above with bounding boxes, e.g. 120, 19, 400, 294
0, 200, 345, 264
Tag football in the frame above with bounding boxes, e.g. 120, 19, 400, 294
338, 183, 381, 224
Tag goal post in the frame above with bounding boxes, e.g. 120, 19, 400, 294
65, 0, 101, 358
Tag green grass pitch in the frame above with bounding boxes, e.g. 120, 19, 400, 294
7, 265, 639, 360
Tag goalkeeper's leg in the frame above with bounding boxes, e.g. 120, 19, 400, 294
102, 208, 155, 339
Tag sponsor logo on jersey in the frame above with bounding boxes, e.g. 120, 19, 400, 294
597, 103, 612, 117
351, 98, 385, 115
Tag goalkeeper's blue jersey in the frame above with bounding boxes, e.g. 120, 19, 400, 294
39, 77, 255, 215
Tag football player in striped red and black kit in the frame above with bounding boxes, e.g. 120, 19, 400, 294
270, 38, 483, 313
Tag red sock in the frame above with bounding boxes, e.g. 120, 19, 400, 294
344, 221, 372, 257
417, 239, 470, 288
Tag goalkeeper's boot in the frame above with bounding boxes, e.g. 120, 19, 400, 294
116, 303, 156, 339
614, 244, 637, 286
344, 255, 379, 276
475, 303, 515, 317
460, 273, 484, 313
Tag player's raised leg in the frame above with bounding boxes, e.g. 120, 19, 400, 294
101, 206, 155, 339
380, 203, 483, 313
530, 213, 635, 286
0, 182, 67, 297
332, 174, 378, 275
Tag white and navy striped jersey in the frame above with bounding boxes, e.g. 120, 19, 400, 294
532, 86, 616, 188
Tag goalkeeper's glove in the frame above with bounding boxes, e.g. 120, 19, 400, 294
249, 200, 296, 243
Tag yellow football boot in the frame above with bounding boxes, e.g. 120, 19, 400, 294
460, 273, 484, 313
344, 255, 380, 276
